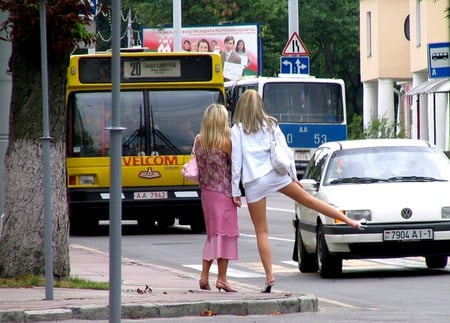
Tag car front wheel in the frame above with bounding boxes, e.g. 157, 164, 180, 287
317, 225, 342, 278
297, 225, 318, 273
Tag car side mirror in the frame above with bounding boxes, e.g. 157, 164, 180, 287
300, 179, 319, 191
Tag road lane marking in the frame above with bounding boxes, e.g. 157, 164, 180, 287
318, 297, 380, 310
239, 233, 295, 243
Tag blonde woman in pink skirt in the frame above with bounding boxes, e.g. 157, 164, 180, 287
194, 103, 239, 292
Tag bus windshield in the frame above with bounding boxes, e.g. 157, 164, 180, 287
68, 89, 223, 157
262, 82, 344, 123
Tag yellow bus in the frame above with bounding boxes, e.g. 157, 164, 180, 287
66, 51, 225, 233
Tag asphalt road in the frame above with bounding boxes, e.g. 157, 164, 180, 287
71, 193, 450, 322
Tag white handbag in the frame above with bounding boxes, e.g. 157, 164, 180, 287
270, 128, 293, 175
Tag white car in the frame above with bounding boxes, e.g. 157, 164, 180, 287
292, 139, 450, 278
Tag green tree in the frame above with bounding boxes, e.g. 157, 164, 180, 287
347, 114, 364, 140
0, 0, 94, 277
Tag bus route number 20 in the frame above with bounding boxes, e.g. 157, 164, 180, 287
127, 62, 142, 77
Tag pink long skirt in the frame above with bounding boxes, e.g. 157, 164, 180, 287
201, 189, 239, 261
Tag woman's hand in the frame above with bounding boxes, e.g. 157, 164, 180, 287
233, 197, 242, 207
353, 219, 367, 230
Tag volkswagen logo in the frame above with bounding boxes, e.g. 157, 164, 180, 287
401, 208, 413, 219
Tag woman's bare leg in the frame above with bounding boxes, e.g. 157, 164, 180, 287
247, 197, 275, 284
217, 258, 229, 282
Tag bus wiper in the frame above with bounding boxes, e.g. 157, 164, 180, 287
123, 127, 144, 155
153, 128, 182, 154
387, 176, 447, 182
329, 177, 388, 184
124, 128, 143, 146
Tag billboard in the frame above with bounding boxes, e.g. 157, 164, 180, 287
142, 24, 261, 80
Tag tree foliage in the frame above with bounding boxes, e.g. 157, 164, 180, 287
0, 0, 94, 57
0, 0, 94, 278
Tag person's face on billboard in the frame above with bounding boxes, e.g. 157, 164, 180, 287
224, 39, 234, 52
198, 41, 210, 52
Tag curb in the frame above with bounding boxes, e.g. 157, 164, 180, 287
0, 294, 318, 321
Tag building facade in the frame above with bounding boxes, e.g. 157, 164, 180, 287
360, 0, 449, 152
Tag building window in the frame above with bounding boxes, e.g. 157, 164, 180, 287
366, 11, 372, 57
404, 15, 410, 41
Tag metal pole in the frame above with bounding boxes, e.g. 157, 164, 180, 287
173, 0, 182, 51
288, 0, 299, 36
109, 0, 124, 321
39, 0, 53, 300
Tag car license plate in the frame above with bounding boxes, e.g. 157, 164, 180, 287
383, 229, 433, 241
134, 191, 168, 200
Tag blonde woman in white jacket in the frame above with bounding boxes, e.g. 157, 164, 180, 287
230, 89, 366, 293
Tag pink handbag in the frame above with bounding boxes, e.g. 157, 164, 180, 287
181, 136, 199, 183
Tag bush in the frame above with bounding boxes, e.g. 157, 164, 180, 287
348, 114, 404, 139
364, 116, 404, 139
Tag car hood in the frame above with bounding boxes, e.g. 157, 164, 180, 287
316, 181, 450, 223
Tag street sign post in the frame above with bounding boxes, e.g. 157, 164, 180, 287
280, 56, 310, 75
428, 42, 450, 78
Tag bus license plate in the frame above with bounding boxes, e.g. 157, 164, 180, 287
295, 151, 311, 161
383, 229, 433, 241
134, 191, 168, 200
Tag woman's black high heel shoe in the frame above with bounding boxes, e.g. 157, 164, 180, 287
261, 281, 274, 293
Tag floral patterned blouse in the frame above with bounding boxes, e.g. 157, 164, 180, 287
195, 143, 232, 198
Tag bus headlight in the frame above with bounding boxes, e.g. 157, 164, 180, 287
79, 175, 95, 185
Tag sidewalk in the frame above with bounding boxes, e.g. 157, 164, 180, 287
0, 244, 317, 322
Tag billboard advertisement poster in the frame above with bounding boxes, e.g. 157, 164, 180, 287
142, 24, 260, 79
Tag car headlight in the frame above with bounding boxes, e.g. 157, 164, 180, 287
442, 207, 450, 219
343, 209, 372, 221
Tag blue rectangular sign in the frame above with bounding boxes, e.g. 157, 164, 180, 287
428, 42, 450, 78
278, 124, 347, 148
280, 56, 310, 75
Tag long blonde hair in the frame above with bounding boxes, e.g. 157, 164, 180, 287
199, 103, 230, 150
232, 89, 277, 134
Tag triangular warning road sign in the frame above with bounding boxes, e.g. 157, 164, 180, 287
282, 32, 309, 56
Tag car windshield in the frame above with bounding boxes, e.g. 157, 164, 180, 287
323, 146, 450, 185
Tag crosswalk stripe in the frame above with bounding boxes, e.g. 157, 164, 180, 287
183, 257, 445, 278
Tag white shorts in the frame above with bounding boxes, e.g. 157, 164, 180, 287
244, 169, 292, 203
